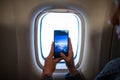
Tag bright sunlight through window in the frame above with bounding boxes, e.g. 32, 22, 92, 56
36, 12, 82, 69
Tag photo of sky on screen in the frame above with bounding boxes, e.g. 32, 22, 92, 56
54, 30, 68, 58
55, 36, 68, 53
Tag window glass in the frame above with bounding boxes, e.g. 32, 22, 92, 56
36, 12, 82, 69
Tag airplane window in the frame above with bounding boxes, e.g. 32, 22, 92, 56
35, 9, 83, 69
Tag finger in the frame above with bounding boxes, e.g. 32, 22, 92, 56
48, 42, 54, 57
68, 38, 73, 57
68, 49, 73, 58
60, 53, 67, 61
54, 58, 62, 64
68, 38, 73, 51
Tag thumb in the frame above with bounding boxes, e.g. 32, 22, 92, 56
60, 53, 67, 61
54, 58, 61, 64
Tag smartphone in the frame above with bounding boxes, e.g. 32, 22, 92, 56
54, 30, 69, 58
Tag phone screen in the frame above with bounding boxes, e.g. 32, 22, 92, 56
54, 30, 69, 58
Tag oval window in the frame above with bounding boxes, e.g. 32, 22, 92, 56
35, 9, 83, 69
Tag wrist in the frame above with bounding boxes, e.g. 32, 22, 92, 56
42, 70, 53, 78
42, 75, 53, 80
68, 66, 78, 76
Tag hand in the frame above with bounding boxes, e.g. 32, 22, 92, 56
60, 38, 78, 76
42, 42, 61, 77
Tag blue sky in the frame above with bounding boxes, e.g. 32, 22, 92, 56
55, 35, 68, 52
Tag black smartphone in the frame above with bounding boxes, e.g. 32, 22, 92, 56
54, 30, 69, 58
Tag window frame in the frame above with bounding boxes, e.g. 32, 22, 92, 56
34, 8, 85, 72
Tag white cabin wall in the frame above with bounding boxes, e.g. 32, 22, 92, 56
0, 0, 17, 80
78, 0, 113, 79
